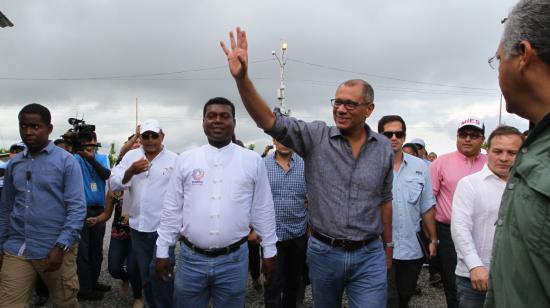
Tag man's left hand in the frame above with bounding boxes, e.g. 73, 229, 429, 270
86, 216, 100, 227
384, 247, 393, 270
262, 256, 277, 284
44, 246, 64, 272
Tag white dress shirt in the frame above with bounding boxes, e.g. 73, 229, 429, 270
110, 146, 177, 232
156, 143, 278, 258
451, 164, 506, 278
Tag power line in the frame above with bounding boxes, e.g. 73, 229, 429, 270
286, 57, 499, 92
0, 59, 274, 81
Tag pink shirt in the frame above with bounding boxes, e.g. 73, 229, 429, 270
429, 151, 487, 224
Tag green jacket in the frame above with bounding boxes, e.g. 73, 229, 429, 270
486, 113, 550, 307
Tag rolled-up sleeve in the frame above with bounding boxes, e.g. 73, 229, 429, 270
110, 152, 132, 192
250, 156, 278, 258
420, 164, 436, 214
56, 156, 86, 247
156, 156, 184, 258
451, 179, 483, 270
265, 112, 326, 158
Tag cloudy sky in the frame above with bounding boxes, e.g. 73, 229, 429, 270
0, 0, 525, 155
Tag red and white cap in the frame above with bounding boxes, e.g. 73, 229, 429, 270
458, 117, 485, 134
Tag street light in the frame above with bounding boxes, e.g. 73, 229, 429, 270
272, 42, 289, 115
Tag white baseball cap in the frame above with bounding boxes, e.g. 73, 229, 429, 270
140, 119, 162, 134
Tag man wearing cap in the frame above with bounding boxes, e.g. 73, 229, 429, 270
410, 138, 430, 165
73, 131, 112, 301
378, 115, 437, 308
111, 119, 177, 308
155, 97, 277, 308
486, 1, 550, 306
429, 117, 487, 308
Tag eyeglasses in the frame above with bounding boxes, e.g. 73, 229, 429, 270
330, 99, 369, 110
488, 54, 500, 70
457, 131, 483, 140
141, 132, 160, 140
382, 131, 405, 139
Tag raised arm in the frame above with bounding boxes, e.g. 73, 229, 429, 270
220, 27, 275, 130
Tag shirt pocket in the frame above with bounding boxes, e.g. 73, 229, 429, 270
405, 178, 424, 205
514, 157, 550, 255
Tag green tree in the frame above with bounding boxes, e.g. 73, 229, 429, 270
108, 142, 117, 167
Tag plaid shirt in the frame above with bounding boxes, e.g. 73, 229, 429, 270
264, 153, 308, 241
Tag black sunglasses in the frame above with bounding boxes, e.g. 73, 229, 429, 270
382, 131, 405, 139
141, 132, 160, 140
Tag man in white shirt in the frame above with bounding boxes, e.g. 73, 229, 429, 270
155, 97, 277, 308
451, 126, 524, 308
110, 119, 177, 308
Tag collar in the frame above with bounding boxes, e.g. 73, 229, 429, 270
206, 142, 234, 153
455, 150, 484, 162
523, 111, 550, 148
140, 145, 167, 159
329, 124, 379, 142
480, 164, 506, 182
23, 141, 54, 157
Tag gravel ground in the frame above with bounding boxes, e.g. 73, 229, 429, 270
34, 218, 446, 307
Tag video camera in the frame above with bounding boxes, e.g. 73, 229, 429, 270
62, 117, 98, 152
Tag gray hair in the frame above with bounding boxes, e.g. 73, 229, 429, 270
339, 79, 375, 104
501, 0, 550, 65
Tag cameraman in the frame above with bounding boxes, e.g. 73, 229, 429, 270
72, 131, 112, 301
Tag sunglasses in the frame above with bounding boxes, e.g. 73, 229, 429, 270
141, 132, 160, 140
457, 131, 483, 140
382, 131, 405, 139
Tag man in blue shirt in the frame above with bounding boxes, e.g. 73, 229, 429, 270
72, 132, 112, 301
0, 103, 86, 307
263, 139, 308, 308
378, 116, 437, 308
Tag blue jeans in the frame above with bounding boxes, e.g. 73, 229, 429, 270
456, 276, 486, 308
174, 242, 249, 308
108, 237, 142, 299
307, 236, 387, 308
130, 229, 175, 308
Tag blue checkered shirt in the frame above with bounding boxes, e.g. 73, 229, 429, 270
264, 153, 308, 241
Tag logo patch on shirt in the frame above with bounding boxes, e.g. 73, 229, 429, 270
191, 168, 205, 185
415, 171, 423, 175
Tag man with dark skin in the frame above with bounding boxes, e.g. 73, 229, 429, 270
221, 28, 393, 307
155, 98, 277, 308
0, 103, 86, 307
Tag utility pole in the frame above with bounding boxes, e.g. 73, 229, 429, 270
498, 93, 503, 125
272, 42, 289, 115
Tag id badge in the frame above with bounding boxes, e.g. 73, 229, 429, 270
90, 182, 98, 192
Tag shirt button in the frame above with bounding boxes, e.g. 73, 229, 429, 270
497, 219, 504, 226
521, 148, 527, 153
508, 183, 515, 190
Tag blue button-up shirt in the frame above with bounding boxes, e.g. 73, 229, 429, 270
392, 153, 435, 260
264, 152, 308, 241
266, 113, 393, 240
0, 142, 86, 259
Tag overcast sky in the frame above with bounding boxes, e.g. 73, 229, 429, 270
0, 0, 525, 155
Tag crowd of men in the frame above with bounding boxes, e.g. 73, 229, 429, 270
0, 0, 549, 307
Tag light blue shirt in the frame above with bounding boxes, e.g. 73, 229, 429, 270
392, 153, 435, 260
0, 142, 86, 259
75, 153, 109, 206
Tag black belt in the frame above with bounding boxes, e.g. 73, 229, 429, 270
179, 236, 248, 257
312, 230, 379, 251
